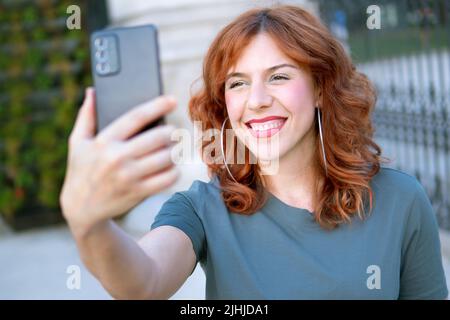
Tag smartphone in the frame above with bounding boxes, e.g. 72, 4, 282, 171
90, 24, 165, 138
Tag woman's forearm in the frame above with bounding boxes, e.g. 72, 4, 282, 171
71, 219, 159, 299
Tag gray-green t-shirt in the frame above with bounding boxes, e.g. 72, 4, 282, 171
150, 167, 448, 299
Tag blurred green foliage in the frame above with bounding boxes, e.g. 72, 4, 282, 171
317, 0, 449, 63
0, 0, 92, 224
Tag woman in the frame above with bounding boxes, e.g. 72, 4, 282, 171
60, 5, 448, 299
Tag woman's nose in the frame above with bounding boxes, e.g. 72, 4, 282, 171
247, 82, 273, 110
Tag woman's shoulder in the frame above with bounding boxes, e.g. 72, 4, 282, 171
371, 166, 427, 203
181, 175, 221, 197
169, 175, 223, 210
370, 166, 436, 226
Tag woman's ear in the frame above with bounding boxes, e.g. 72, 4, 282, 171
315, 87, 323, 107
313, 78, 323, 107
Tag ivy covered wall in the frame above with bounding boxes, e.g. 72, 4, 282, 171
0, 0, 107, 230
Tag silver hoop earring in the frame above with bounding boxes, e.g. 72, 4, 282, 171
317, 107, 328, 177
221, 117, 239, 183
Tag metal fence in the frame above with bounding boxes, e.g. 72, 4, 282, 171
317, 0, 450, 230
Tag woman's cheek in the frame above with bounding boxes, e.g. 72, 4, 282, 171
281, 81, 315, 113
225, 92, 244, 123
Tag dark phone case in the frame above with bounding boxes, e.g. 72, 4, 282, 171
90, 24, 165, 138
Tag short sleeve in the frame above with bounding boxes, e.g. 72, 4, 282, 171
399, 183, 449, 299
150, 192, 206, 270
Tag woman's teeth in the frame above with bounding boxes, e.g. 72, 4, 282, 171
248, 119, 285, 131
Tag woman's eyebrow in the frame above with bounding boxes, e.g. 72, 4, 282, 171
225, 63, 298, 81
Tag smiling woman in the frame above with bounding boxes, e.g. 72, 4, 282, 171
61, 3, 448, 301
189, 5, 386, 225
151, 4, 447, 299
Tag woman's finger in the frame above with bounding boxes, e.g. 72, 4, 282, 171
123, 124, 175, 158
96, 95, 176, 142
70, 87, 97, 142
127, 147, 175, 181
135, 165, 180, 197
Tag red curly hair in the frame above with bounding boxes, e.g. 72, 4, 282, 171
188, 5, 390, 230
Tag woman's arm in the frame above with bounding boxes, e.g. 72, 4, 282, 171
60, 88, 189, 299
72, 220, 196, 299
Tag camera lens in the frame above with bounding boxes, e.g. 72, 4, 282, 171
96, 63, 111, 74
95, 50, 108, 63
94, 37, 108, 50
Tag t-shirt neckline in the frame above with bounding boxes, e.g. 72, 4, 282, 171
266, 191, 315, 217
209, 175, 315, 217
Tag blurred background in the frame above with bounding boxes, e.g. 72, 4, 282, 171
0, 0, 449, 299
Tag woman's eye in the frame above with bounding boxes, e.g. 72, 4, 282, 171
229, 81, 244, 89
271, 74, 289, 81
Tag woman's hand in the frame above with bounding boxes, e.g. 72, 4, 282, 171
60, 88, 179, 236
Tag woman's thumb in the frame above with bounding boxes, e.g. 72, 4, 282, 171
71, 87, 97, 140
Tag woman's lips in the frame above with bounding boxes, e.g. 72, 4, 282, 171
245, 118, 287, 138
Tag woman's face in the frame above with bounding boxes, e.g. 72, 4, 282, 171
224, 33, 318, 163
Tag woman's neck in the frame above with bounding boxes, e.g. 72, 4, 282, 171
261, 128, 322, 212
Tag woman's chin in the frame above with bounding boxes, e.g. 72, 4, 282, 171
247, 143, 284, 162
253, 152, 283, 163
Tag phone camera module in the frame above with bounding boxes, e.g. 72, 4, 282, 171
93, 35, 120, 76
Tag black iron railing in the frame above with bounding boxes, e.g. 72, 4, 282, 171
317, 0, 450, 230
